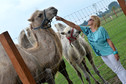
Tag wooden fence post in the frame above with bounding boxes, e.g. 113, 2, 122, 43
0, 31, 36, 84
118, 0, 126, 16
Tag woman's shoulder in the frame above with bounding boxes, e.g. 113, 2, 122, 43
79, 26, 90, 36
79, 26, 90, 31
98, 26, 106, 31
98, 26, 108, 34
99, 26, 104, 29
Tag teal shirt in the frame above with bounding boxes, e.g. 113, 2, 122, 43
80, 26, 114, 56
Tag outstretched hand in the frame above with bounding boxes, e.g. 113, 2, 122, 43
114, 54, 120, 61
55, 16, 64, 21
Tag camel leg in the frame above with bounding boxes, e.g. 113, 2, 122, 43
59, 60, 73, 84
86, 54, 108, 84
77, 63, 91, 84
90, 63, 108, 84
71, 64, 84, 84
16, 76, 23, 84
45, 68, 55, 84
82, 59, 100, 84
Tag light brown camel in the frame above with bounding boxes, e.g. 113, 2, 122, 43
18, 27, 73, 84
0, 7, 72, 84
18, 7, 72, 84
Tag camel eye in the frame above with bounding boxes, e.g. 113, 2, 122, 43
38, 13, 42, 17
68, 30, 71, 34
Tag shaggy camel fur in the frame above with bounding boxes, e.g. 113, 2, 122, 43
0, 7, 70, 84
55, 23, 108, 84
18, 7, 73, 84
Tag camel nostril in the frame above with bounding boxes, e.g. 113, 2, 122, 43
54, 9, 58, 13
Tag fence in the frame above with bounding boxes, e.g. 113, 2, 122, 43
52, 0, 126, 84
0, 0, 126, 84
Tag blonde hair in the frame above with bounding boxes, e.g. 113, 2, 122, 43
91, 15, 101, 30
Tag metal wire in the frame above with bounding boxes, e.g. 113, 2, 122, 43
0, 0, 126, 84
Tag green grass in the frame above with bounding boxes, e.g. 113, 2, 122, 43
52, 13, 126, 84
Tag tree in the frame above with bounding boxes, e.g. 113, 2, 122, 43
112, 6, 118, 17
80, 20, 88, 26
108, 1, 120, 11
112, 6, 116, 10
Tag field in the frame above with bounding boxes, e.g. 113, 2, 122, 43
53, 12, 126, 84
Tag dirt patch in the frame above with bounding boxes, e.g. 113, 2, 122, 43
108, 76, 121, 84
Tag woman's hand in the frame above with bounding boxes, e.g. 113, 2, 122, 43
114, 54, 120, 61
55, 16, 81, 31
55, 16, 64, 21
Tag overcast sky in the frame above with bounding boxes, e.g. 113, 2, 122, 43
0, 0, 116, 43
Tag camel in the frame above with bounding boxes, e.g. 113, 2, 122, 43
18, 27, 73, 84
55, 23, 108, 84
0, 7, 72, 84
0, 42, 43, 84
18, 7, 72, 84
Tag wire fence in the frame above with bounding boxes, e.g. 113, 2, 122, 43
52, 0, 126, 84
0, 0, 126, 84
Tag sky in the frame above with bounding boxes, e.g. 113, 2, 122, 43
0, 0, 116, 43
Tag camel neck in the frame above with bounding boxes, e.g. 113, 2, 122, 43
72, 40, 85, 56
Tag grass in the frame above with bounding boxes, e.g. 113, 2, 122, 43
50, 12, 126, 84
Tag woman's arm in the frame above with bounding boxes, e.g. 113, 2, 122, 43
56, 16, 82, 31
107, 39, 120, 61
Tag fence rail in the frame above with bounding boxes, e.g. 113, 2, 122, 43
0, 31, 36, 84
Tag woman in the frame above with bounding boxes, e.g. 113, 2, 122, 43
55, 15, 126, 84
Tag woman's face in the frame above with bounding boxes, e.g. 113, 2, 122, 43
87, 17, 94, 26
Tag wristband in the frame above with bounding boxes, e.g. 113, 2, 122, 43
113, 51, 118, 55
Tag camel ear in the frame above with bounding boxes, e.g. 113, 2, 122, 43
28, 18, 33, 22
28, 10, 39, 22
55, 23, 66, 32
59, 23, 66, 28
59, 23, 66, 30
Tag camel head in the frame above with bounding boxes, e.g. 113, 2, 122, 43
28, 7, 58, 29
55, 23, 81, 42
64, 27, 81, 37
